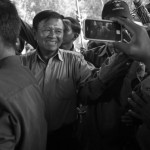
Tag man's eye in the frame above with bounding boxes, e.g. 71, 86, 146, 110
43, 30, 49, 33
56, 30, 62, 33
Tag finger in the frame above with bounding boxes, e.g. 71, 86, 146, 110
121, 116, 133, 123
128, 97, 137, 108
128, 97, 143, 113
121, 115, 134, 126
113, 41, 130, 54
132, 91, 146, 107
111, 17, 135, 35
128, 109, 142, 120
111, 17, 138, 46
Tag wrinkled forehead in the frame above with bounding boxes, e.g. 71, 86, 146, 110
38, 18, 64, 30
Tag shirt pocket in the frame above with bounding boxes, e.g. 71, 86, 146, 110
56, 78, 76, 100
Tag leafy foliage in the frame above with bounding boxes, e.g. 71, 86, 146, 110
12, 0, 150, 48
12, 0, 150, 24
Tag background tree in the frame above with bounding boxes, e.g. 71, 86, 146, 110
12, 0, 150, 23
12, 0, 150, 47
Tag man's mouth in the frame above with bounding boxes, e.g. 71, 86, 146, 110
47, 41, 57, 45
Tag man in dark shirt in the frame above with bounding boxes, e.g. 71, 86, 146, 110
0, 0, 47, 149
82, 1, 142, 150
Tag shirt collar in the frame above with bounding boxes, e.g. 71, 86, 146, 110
36, 48, 64, 63
57, 49, 64, 61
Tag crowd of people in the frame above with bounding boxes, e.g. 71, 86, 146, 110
1, 0, 150, 150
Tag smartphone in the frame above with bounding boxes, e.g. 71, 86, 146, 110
83, 18, 122, 42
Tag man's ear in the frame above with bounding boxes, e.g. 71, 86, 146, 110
16, 38, 20, 47
74, 33, 79, 40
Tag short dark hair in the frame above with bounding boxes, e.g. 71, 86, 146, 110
0, 0, 21, 48
64, 17, 81, 34
33, 10, 64, 31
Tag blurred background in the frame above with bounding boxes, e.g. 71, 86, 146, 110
12, 0, 150, 49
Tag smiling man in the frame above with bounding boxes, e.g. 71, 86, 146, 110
20, 10, 131, 150
32, 11, 64, 61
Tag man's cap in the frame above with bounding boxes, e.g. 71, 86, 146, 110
102, 0, 132, 19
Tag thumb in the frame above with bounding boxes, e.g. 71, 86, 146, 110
113, 41, 130, 55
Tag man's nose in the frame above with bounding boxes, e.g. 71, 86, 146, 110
48, 29, 56, 37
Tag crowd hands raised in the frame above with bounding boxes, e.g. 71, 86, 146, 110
1, 0, 150, 150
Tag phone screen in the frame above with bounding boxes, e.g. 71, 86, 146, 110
83, 19, 122, 42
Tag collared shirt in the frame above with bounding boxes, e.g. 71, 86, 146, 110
20, 48, 97, 131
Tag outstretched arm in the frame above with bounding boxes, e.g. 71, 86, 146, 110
20, 19, 37, 49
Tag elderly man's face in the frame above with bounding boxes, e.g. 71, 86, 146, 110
35, 18, 64, 53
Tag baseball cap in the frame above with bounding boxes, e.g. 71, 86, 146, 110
102, 0, 132, 19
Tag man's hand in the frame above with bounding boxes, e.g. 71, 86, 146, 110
128, 91, 150, 129
112, 17, 150, 70
99, 53, 131, 85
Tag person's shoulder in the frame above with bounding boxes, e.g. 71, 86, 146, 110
0, 64, 39, 99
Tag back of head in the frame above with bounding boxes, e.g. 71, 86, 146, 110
33, 10, 64, 31
64, 17, 81, 35
0, 0, 21, 48
102, 0, 132, 20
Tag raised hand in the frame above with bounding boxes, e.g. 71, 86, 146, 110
128, 91, 150, 129
112, 17, 150, 70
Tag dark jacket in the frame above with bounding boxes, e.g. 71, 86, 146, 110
83, 41, 141, 150
0, 56, 47, 150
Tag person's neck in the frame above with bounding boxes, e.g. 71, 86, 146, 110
39, 48, 58, 62
0, 47, 16, 60
61, 42, 74, 51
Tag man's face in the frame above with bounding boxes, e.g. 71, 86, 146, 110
62, 19, 75, 44
35, 18, 64, 52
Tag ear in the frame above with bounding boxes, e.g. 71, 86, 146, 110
16, 38, 20, 48
74, 33, 79, 40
